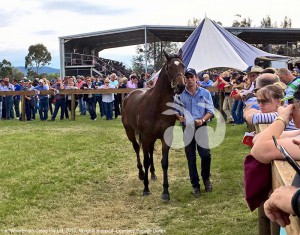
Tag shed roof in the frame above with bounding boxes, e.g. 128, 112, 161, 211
59, 25, 300, 51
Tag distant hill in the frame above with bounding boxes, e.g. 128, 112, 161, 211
15, 66, 60, 75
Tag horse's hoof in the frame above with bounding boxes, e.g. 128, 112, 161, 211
139, 172, 145, 181
151, 174, 157, 181
143, 191, 151, 196
161, 193, 170, 201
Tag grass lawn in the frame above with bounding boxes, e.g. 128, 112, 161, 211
0, 115, 257, 234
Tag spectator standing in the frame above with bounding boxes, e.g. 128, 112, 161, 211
231, 72, 245, 125
214, 71, 234, 123
81, 78, 97, 121
65, 80, 78, 117
50, 78, 66, 121
48, 79, 56, 115
0, 79, 5, 120
127, 74, 138, 89
22, 79, 33, 121
94, 76, 104, 118
76, 75, 86, 115
98, 78, 115, 120
110, 73, 120, 119
12, 79, 21, 119
3, 77, 15, 120
34, 79, 49, 121
137, 73, 146, 88
201, 73, 214, 99
28, 81, 38, 120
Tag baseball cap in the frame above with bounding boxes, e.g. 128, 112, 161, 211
185, 68, 197, 76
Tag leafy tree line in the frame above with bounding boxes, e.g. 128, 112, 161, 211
0, 43, 54, 80
131, 15, 297, 74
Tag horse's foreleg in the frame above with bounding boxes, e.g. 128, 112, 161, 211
125, 128, 144, 180
161, 140, 170, 201
142, 148, 151, 196
133, 140, 145, 180
149, 141, 157, 181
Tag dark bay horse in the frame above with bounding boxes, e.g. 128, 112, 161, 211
122, 50, 185, 200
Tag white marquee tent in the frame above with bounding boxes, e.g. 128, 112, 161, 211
181, 17, 288, 73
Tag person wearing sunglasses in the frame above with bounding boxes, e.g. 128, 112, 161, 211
244, 84, 296, 131
251, 85, 300, 164
97, 78, 116, 120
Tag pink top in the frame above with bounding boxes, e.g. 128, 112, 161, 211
126, 80, 137, 89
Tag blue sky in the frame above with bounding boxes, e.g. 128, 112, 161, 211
1, 0, 299, 69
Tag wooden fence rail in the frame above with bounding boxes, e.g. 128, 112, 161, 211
0, 87, 229, 121
256, 124, 300, 235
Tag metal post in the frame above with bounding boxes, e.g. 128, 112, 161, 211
144, 26, 148, 74
59, 38, 65, 78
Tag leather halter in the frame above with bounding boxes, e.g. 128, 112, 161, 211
165, 58, 185, 88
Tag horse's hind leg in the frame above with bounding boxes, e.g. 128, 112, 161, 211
149, 141, 157, 181
124, 127, 145, 180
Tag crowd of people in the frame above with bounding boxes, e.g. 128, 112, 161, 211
0, 72, 152, 122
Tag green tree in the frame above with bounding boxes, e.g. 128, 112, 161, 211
132, 41, 179, 73
131, 48, 144, 74
281, 16, 292, 28
260, 15, 273, 28
188, 17, 201, 26
0, 59, 13, 78
232, 14, 252, 27
25, 43, 51, 75
12, 67, 24, 81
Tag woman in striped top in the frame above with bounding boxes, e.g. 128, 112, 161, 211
244, 84, 296, 130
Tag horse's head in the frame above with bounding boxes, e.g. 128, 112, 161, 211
163, 50, 185, 94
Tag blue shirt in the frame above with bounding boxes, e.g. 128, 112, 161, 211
180, 87, 214, 124
14, 83, 22, 100
201, 80, 215, 96
34, 84, 49, 99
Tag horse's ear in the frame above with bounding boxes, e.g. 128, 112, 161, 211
163, 50, 170, 61
178, 49, 183, 59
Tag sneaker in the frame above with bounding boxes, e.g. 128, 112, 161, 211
192, 187, 201, 197
93, 118, 97, 121
204, 179, 212, 192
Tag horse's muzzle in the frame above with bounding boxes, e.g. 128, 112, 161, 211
174, 84, 186, 94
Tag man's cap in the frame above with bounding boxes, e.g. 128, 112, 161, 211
244, 65, 263, 74
39, 79, 44, 83
0, 79, 4, 82
185, 68, 197, 76
202, 74, 209, 78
